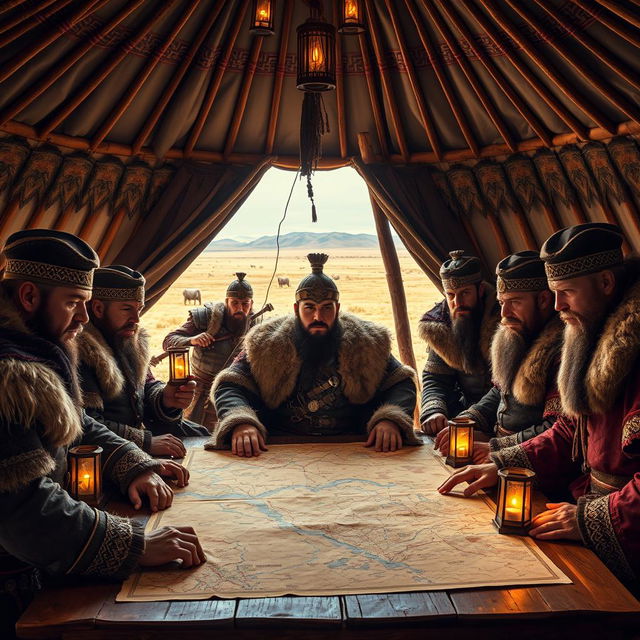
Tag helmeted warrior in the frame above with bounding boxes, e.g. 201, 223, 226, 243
162, 272, 255, 429
418, 250, 500, 435
210, 253, 421, 456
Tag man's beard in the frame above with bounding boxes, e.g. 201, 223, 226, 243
451, 305, 482, 372
490, 324, 530, 394
226, 310, 249, 335
294, 316, 341, 368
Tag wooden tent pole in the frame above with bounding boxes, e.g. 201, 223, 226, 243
370, 194, 417, 370
569, 0, 640, 48
97, 206, 127, 260
594, 0, 640, 29
0, 1, 29, 15
52, 204, 77, 232
487, 212, 512, 258
332, 0, 348, 158
0, 0, 61, 35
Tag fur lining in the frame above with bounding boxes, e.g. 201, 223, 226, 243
211, 367, 260, 400
366, 403, 422, 445
77, 323, 150, 396
418, 283, 499, 374
206, 302, 226, 336
492, 315, 563, 406
83, 391, 104, 410
206, 406, 265, 450
241, 313, 393, 409
0, 358, 82, 447
0, 449, 56, 492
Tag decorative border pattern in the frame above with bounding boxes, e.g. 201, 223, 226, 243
295, 287, 339, 303
489, 433, 520, 451
622, 413, 640, 456
490, 444, 533, 472
85, 513, 133, 577
420, 398, 448, 418
441, 273, 481, 290
544, 249, 623, 281
460, 406, 491, 433
496, 276, 548, 293
4, 258, 93, 289
93, 287, 144, 303
543, 396, 563, 418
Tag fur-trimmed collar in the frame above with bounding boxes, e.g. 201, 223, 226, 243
561, 267, 640, 415
77, 322, 150, 397
418, 283, 499, 374
206, 302, 226, 335
492, 315, 563, 406
244, 313, 394, 409
0, 287, 82, 446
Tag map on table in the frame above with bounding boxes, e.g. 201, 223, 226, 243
117, 443, 571, 601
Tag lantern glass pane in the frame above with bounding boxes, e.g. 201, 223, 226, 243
77, 457, 95, 496
504, 480, 525, 523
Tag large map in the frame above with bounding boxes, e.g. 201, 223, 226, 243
118, 443, 570, 601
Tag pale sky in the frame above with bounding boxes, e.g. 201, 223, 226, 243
217, 166, 377, 240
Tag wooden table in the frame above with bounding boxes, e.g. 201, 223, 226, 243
17, 437, 640, 639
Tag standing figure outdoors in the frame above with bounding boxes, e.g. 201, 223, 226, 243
418, 250, 499, 435
437, 251, 563, 461
439, 223, 640, 586
210, 253, 421, 456
163, 272, 254, 430
78, 266, 209, 458
0, 231, 204, 635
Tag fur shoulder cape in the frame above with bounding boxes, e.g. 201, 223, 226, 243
492, 315, 564, 406
77, 322, 151, 403
189, 301, 225, 335
0, 288, 82, 447
232, 313, 410, 409
417, 282, 499, 374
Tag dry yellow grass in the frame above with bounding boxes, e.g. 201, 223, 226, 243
143, 248, 442, 381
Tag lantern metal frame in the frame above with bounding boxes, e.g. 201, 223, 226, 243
250, 0, 275, 35
168, 346, 191, 385
445, 417, 475, 467
68, 445, 103, 507
338, 0, 365, 34
296, 17, 336, 91
493, 467, 536, 535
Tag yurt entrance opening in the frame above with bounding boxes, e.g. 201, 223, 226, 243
142, 165, 439, 374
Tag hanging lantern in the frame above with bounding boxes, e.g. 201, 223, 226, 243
445, 417, 475, 468
297, 17, 336, 91
168, 347, 190, 384
493, 468, 536, 535
338, 0, 365, 34
250, 0, 275, 35
68, 445, 103, 507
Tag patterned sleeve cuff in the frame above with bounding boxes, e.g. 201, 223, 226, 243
103, 442, 162, 494
577, 495, 635, 584
489, 433, 520, 452
366, 403, 423, 446
622, 413, 640, 457
205, 406, 266, 450
420, 398, 448, 422
459, 406, 492, 434
490, 444, 534, 471
150, 383, 182, 423
118, 424, 150, 451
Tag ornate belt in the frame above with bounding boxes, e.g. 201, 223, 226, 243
590, 469, 632, 495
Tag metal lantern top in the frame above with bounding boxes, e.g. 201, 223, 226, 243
338, 0, 365, 34
250, 0, 275, 35
297, 18, 336, 91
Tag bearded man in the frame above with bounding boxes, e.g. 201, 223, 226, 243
78, 266, 209, 458
163, 272, 254, 430
0, 230, 205, 635
209, 253, 421, 456
435, 251, 563, 461
439, 223, 640, 586
419, 250, 500, 435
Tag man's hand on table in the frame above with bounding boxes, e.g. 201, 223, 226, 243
529, 503, 581, 541
156, 459, 189, 487
231, 424, 268, 457
437, 462, 499, 496
139, 526, 206, 568
420, 412, 447, 435
150, 433, 187, 458
128, 470, 174, 512
365, 420, 403, 452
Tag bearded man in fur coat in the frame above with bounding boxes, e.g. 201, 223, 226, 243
78, 266, 209, 458
162, 272, 255, 430
209, 253, 421, 457
419, 250, 500, 436
436, 251, 564, 461
439, 223, 640, 587
0, 231, 205, 635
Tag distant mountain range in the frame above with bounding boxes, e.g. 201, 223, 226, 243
207, 231, 401, 250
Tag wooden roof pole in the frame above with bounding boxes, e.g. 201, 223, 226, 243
568, 0, 640, 50
461, 0, 588, 140
403, 0, 479, 156
594, 0, 640, 29
363, 0, 410, 162
332, 0, 348, 159
0, 0, 62, 35
0, 0, 107, 79
0, 1, 29, 15
436, 0, 553, 147
184, 3, 249, 157
91, 0, 200, 150
222, 36, 264, 159
370, 194, 416, 371
0, 0, 145, 127
384, 0, 442, 160
505, 0, 640, 126
131, 0, 227, 156
420, 0, 516, 152
39, 1, 179, 138
476, 0, 617, 135
97, 206, 127, 260
265, 0, 294, 155
357, 33, 389, 157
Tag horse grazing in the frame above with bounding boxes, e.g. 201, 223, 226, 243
183, 288, 201, 305
277, 277, 290, 288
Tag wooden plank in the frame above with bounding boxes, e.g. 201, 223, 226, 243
450, 587, 551, 620
344, 592, 456, 624
235, 596, 343, 626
